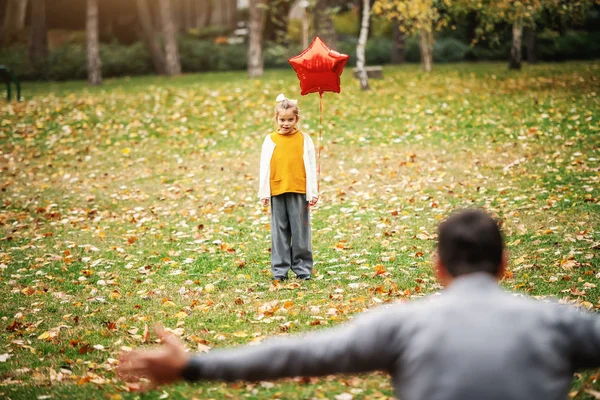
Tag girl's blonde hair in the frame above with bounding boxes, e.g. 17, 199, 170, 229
274, 94, 300, 119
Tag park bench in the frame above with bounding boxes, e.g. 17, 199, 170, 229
0, 65, 21, 101
353, 66, 383, 79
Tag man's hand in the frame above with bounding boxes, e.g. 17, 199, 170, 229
117, 326, 191, 391
309, 197, 319, 207
261, 198, 270, 207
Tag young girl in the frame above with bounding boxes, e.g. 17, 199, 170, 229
258, 94, 318, 281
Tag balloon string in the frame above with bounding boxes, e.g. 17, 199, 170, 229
318, 93, 323, 192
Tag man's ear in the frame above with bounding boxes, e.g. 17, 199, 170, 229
496, 250, 508, 280
434, 252, 452, 286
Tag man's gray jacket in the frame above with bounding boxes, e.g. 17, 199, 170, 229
182, 273, 600, 399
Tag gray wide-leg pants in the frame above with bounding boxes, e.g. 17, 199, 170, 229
270, 192, 313, 278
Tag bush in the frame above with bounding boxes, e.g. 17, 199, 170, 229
0, 45, 38, 81
537, 30, 600, 61
433, 37, 470, 63
47, 44, 87, 80
366, 37, 393, 64
464, 43, 510, 62
2, 29, 598, 82
100, 41, 152, 77
217, 42, 248, 70
337, 37, 394, 66
264, 43, 302, 69
179, 36, 247, 72
179, 37, 220, 72
405, 37, 421, 63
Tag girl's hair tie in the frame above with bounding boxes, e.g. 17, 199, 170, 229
276, 93, 298, 106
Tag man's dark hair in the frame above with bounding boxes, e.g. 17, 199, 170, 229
438, 209, 504, 277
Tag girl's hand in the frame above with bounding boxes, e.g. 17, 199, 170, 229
261, 198, 270, 207
309, 197, 319, 207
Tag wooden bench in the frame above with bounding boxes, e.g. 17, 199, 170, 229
0, 65, 21, 101
353, 66, 383, 79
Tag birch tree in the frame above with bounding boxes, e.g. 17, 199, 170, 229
356, 0, 370, 90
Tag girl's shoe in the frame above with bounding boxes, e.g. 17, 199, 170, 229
297, 274, 311, 281
273, 276, 288, 281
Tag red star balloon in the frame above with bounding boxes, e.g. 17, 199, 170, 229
288, 36, 350, 96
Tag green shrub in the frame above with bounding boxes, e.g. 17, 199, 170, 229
537, 30, 600, 61
217, 43, 248, 70
264, 43, 303, 69
337, 37, 394, 66
2, 29, 598, 82
187, 26, 235, 40
179, 37, 220, 72
405, 37, 421, 63
47, 44, 87, 81
100, 42, 152, 77
464, 43, 510, 61
0, 45, 37, 81
433, 37, 469, 63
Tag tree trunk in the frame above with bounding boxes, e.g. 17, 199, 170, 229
172, 0, 181, 32
263, 0, 292, 43
136, 0, 166, 74
466, 11, 477, 45
419, 28, 433, 72
29, 0, 48, 70
225, 0, 237, 29
356, 0, 370, 91
247, 0, 266, 78
525, 27, 536, 64
196, 0, 213, 28
184, 0, 194, 31
302, 5, 309, 49
159, 0, 181, 75
509, 20, 523, 70
87, 0, 102, 85
1, 0, 27, 44
313, 0, 338, 50
358, 0, 374, 38
391, 21, 405, 64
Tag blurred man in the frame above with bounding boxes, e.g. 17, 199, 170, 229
118, 209, 600, 399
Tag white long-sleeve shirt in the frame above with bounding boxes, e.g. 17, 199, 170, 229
258, 131, 318, 201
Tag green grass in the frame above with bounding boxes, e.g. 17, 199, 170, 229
1, 62, 599, 399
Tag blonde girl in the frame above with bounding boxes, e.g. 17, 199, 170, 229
258, 94, 318, 281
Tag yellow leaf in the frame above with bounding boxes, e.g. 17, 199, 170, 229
38, 331, 52, 340
204, 284, 215, 292
21, 287, 35, 296
174, 311, 188, 319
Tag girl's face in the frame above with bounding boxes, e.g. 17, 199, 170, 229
277, 109, 298, 134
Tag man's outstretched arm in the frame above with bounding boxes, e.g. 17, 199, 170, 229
118, 306, 402, 389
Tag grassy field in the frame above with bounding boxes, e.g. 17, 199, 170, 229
0, 62, 599, 399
